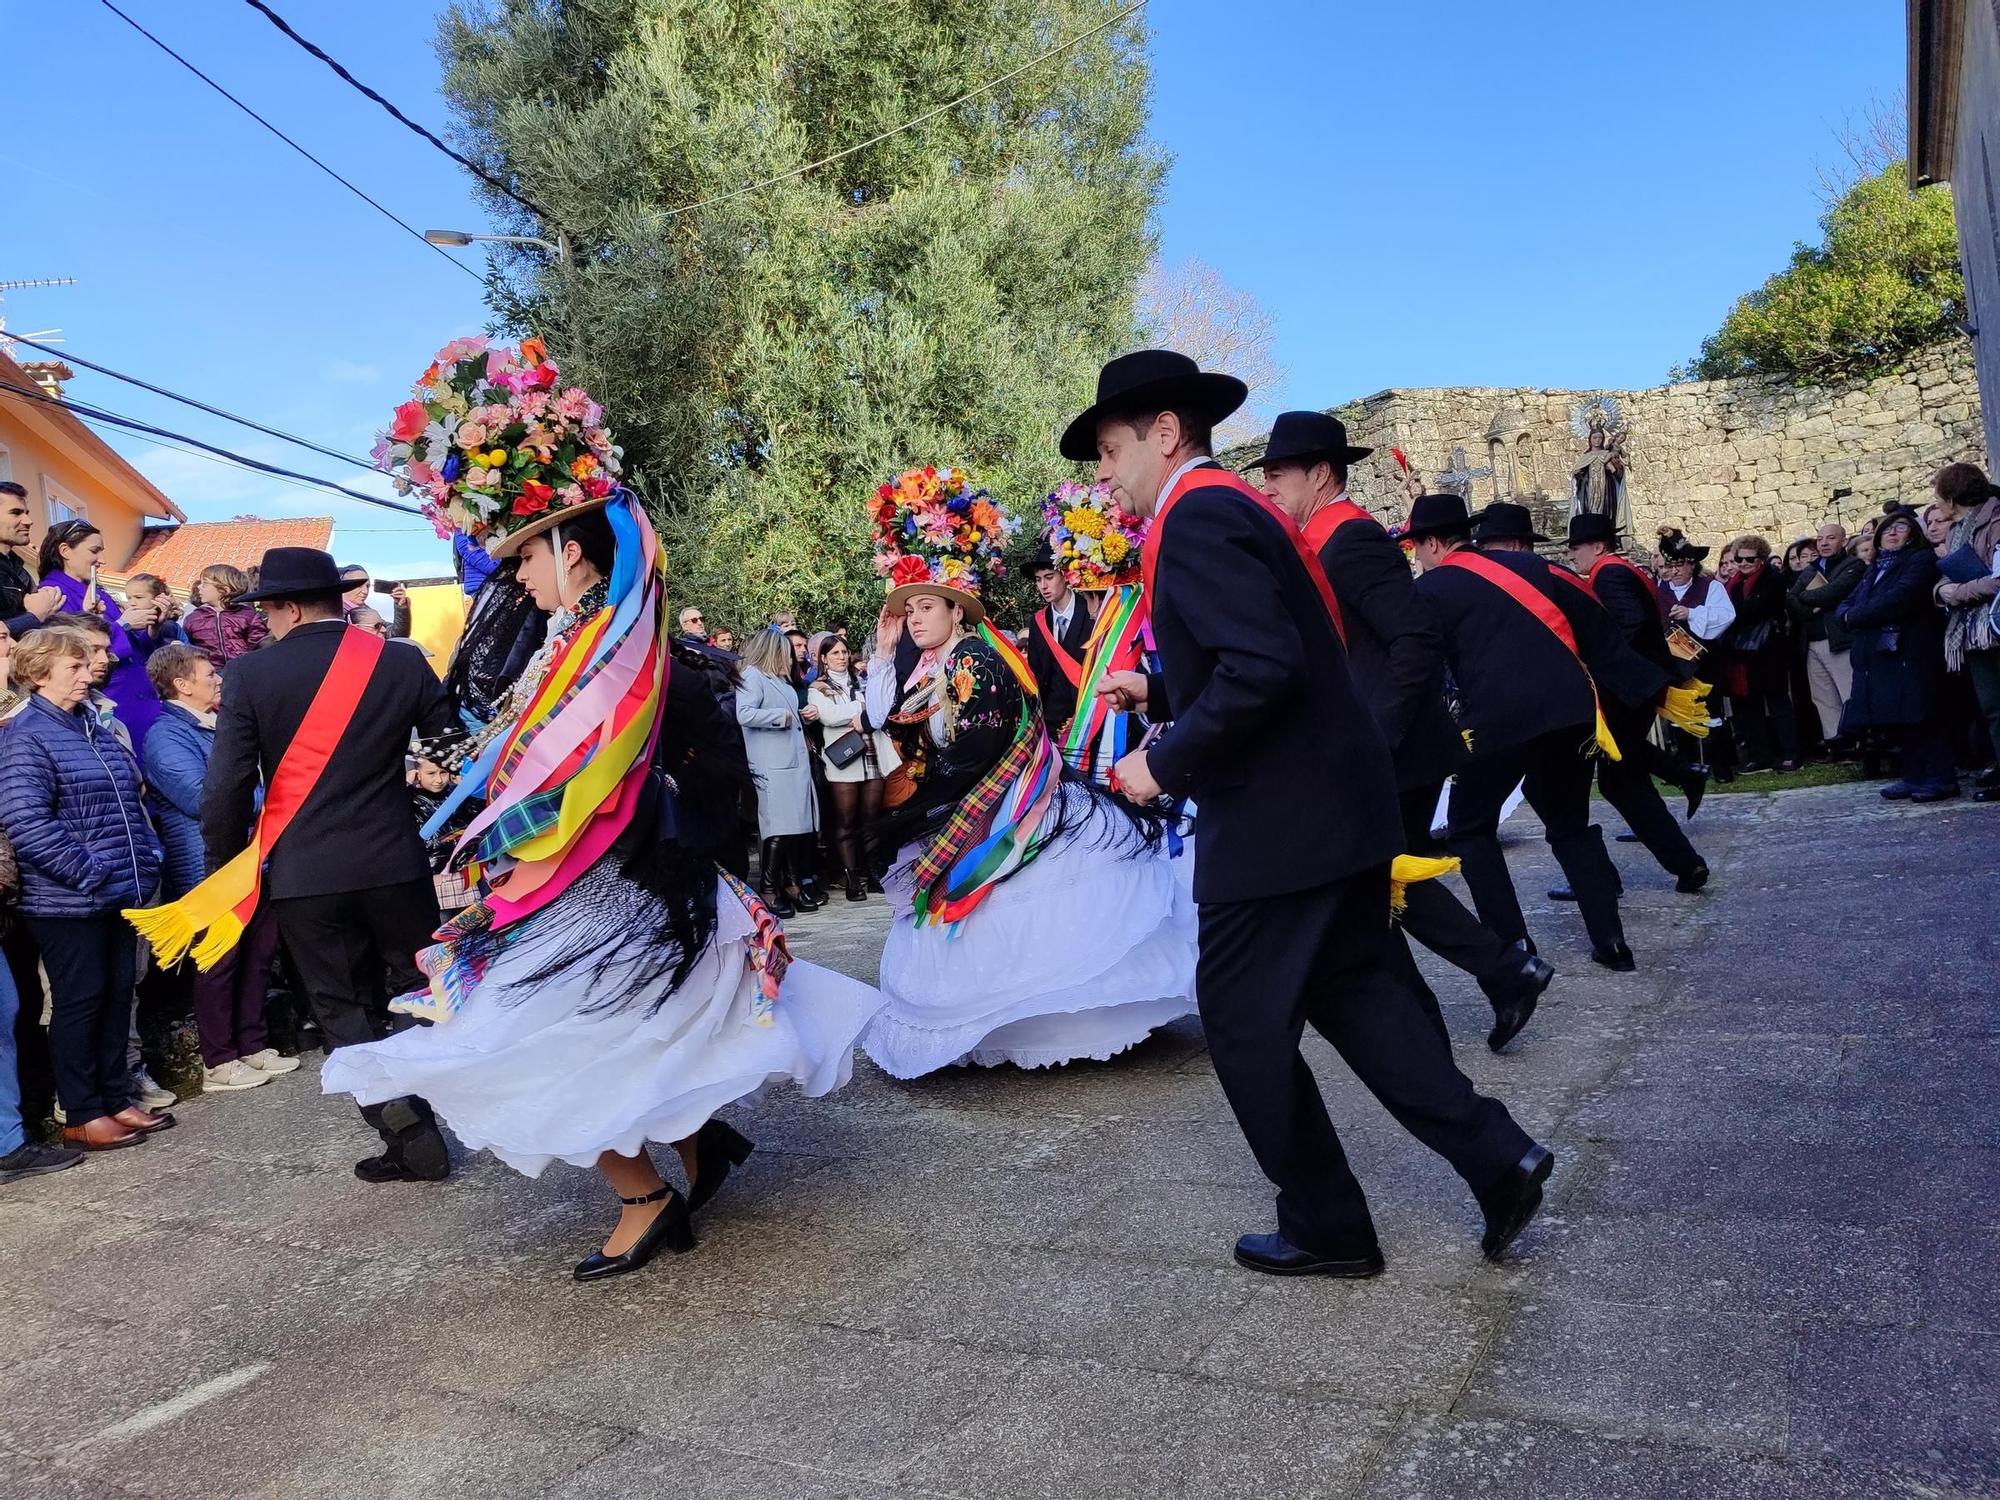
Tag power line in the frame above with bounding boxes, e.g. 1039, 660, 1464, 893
658, 0, 1151, 220
0, 379, 422, 517
3, 331, 377, 472
91, 0, 483, 284
241, 0, 553, 225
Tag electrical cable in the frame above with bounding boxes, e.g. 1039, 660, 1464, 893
91, 0, 484, 284
0, 380, 422, 517
3, 331, 378, 471
241, 0, 553, 224
657, 0, 1151, 219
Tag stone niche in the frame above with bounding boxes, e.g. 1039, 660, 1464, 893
1223, 340, 1986, 549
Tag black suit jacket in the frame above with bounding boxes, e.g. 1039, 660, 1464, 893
1541, 560, 1673, 712
203, 619, 456, 900
1024, 597, 1093, 732
1144, 467, 1401, 903
1589, 559, 1679, 683
1315, 510, 1466, 791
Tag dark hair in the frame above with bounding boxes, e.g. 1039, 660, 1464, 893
287, 589, 347, 617
1934, 461, 2000, 507
37, 517, 99, 579
1328, 460, 1349, 488
127, 571, 169, 597
52, 610, 110, 639
0, 480, 26, 500
552, 505, 617, 577
1120, 406, 1215, 454
814, 634, 860, 695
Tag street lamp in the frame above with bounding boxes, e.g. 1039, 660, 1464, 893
424, 227, 572, 266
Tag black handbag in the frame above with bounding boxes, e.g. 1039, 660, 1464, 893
823, 728, 867, 768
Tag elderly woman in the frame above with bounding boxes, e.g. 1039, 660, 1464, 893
1838, 507, 1952, 801
142, 642, 294, 1093
736, 626, 822, 917
1931, 462, 2000, 800
36, 519, 165, 749
810, 634, 899, 902
0, 627, 165, 1151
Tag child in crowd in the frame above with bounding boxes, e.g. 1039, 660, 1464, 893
183, 564, 269, 673
408, 756, 476, 912
124, 574, 188, 646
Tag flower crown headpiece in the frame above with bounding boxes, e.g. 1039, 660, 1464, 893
374, 335, 623, 553
869, 464, 1014, 597
1042, 480, 1146, 591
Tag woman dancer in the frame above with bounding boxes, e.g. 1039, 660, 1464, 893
321, 338, 880, 1281
860, 466, 1196, 1077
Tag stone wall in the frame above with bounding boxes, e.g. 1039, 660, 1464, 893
1226, 340, 1986, 547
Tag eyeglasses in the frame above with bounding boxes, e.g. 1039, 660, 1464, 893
1733, 554, 1759, 564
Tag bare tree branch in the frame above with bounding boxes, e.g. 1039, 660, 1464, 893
1135, 255, 1285, 445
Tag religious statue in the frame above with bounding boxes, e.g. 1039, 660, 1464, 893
1568, 398, 1630, 533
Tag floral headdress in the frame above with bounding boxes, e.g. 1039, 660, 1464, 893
1041, 480, 1146, 591
374, 335, 623, 556
870, 464, 1015, 623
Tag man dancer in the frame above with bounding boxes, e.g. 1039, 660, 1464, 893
203, 548, 459, 1182
1075, 351, 1550, 1277
1024, 542, 1093, 736
1561, 513, 1709, 896
1256, 412, 1553, 1052
1411, 496, 1635, 970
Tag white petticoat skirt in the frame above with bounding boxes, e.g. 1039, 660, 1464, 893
865, 788, 1198, 1078
321, 865, 883, 1176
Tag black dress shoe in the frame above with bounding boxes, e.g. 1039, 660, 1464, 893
790, 884, 826, 912
1590, 942, 1636, 972
759, 884, 797, 918
1487, 955, 1554, 1054
687, 1119, 755, 1214
1479, 1145, 1554, 1260
1975, 786, 1999, 803
1232, 1231, 1384, 1279
1675, 862, 1710, 894
1547, 884, 1578, 902
354, 1152, 447, 1184
864, 872, 886, 894
1683, 766, 1708, 819
1614, 831, 1641, 843
574, 1186, 695, 1282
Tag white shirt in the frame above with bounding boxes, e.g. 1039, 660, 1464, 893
1667, 576, 1737, 641
1154, 454, 1211, 515
1049, 589, 1076, 639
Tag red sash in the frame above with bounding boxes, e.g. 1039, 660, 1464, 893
1032, 608, 1083, 688
1439, 550, 1617, 756
1141, 465, 1346, 644
255, 626, 385, 867
1585, 554, 1671, 622
1302, 497, 1371, 553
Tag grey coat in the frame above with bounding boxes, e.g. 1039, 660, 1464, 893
736, 666, 818, 837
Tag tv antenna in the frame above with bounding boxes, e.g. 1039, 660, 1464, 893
0, 277, 78, 353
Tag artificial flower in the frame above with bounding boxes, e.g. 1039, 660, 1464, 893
390, 401, 429, 443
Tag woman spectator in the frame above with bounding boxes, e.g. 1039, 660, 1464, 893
1838, 507, 1953, 801
735, 627, 822, 917
0, 627, 165, 1150
809, 636, 899, 903
36, 519, 164, 748
1932, 462, 2000, 801
1721, 534, 1800, 771
1780, 539, 1824, 756
183, 563, 268, 672
142, 643, 294, 1093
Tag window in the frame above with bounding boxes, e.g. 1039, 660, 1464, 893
0, 444, 11, 485
41, 474, 83, 526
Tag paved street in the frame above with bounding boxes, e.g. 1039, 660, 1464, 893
4, 784, 1995, 1499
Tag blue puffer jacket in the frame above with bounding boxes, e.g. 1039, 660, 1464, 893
140, 701, 211, 900
0, 693, 162, 916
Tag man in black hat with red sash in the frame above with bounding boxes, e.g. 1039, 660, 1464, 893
203, 547, 460, 1183
1255, 413, 1554, 1052
1072, 351, 1550, 1278
1024, 541, 1093, 736
1409, 496, 1636, 970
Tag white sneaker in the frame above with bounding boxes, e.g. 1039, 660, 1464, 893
240, 1049, 302, 1076
202, 1059, 273, 1092
134, 1070, 179, 1109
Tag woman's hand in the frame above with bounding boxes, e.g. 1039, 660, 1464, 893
875, 605, 902, 659
801, 705, 819, 723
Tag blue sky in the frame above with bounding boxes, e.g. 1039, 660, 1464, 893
3, 0, 1902, 577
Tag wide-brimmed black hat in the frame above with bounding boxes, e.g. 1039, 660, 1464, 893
1402, 493, 1475, 540
1251, 410, 1372, 471
1472, 502, 1549, 545
239, 547, 346, 603
1029, 539, 1057, 575
1655, 527, 1709, 564
1566, 512, 1618, 547
1058, 349, 1248, 462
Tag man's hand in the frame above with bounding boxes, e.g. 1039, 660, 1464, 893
23, 586, 61, 621
1668, 604, 1690, 623
1095, 669, 1149, 714
1111, 748, 1162, 802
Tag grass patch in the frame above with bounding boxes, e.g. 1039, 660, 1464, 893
1694, 762, 1869, 794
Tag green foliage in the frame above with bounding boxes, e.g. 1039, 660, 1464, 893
1681, 166, 1962, 385
439, 0, 1164, 633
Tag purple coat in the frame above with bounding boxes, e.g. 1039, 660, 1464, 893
43, 571, 164, 749
183, 602, 269, 672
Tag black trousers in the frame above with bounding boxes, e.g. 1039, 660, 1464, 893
28, 913, 137, 1124
270, 877, 448, 1173
1196, 867, 1534, 1253
1448, 726, 1626, 953
6, 926, 54, 1129
1598, 702, 1703, 880
1391, 782, 1516, 1024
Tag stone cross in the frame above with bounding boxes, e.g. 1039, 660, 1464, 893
1434, 445, 1493, 500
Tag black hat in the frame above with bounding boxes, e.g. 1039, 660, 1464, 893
1251, 410, 1372, 471
1472, 502, 1549, 545
1058, 349, 1248, 462
238, 547, 346, 603
1566, 512, 1618, 547
1402, 493, 1475, 540
1029, 539, 1057, 575
1654, 527, 1709, 564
